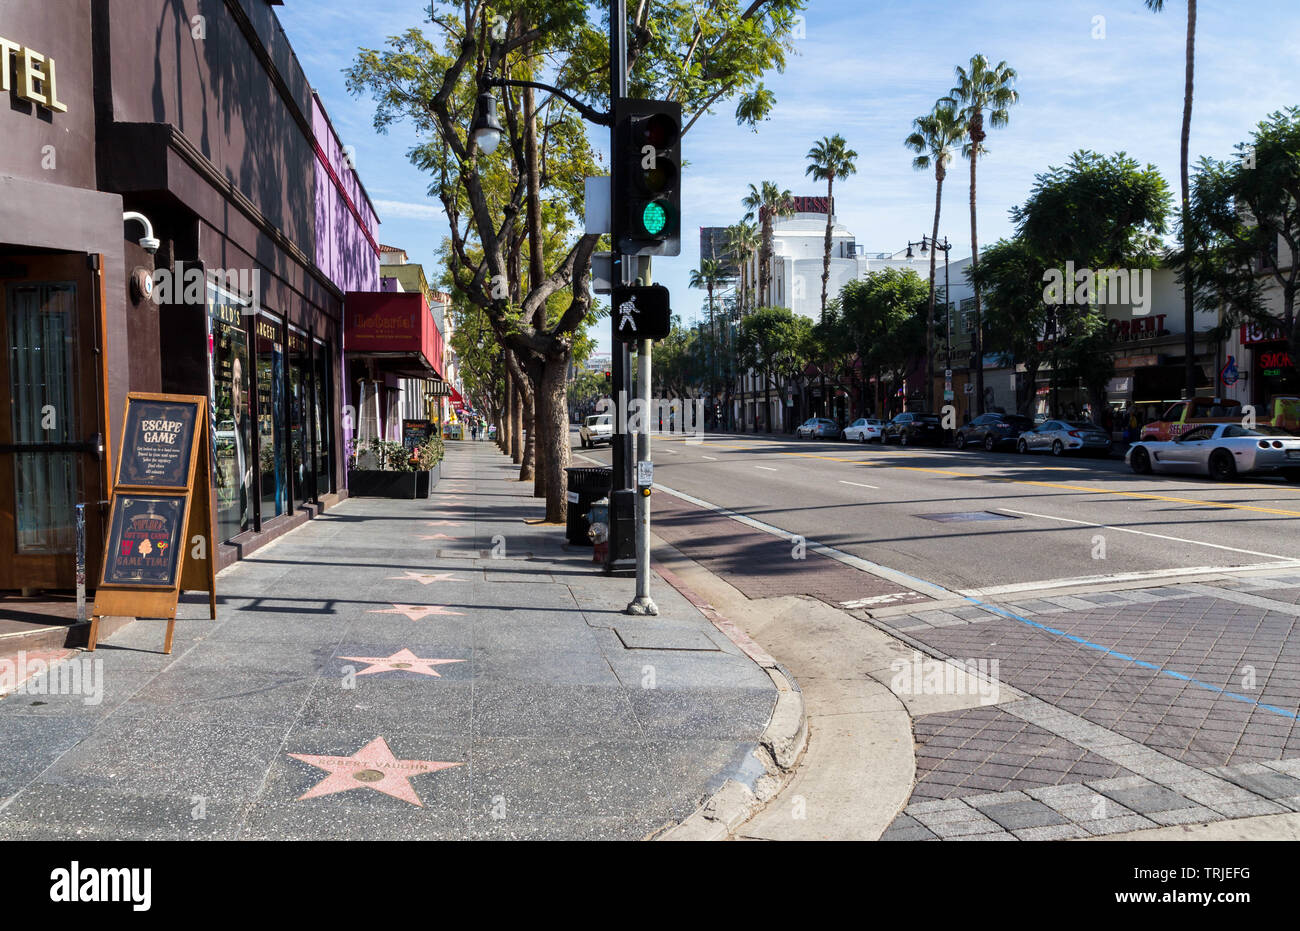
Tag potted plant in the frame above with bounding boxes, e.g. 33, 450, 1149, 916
347, 436, 445, 498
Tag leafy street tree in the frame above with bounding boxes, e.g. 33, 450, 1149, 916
737, 306, 807, 433
689, 258, 727, 405
835, 269, 928, 416
1011, 150, 1172, 414
905, 101, 965, 410
805, 134, 859, 320
967, 238, 1053, 417
942, 54, 1020, 415
743, 181, 796, 308
1144, 0, 1199, 397
347, 1, 804, 521
1188, 107, 1300, 366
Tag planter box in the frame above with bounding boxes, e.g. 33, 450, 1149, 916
347, 467, 433, 499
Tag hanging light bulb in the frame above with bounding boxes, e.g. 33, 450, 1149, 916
470, 92, 503, 155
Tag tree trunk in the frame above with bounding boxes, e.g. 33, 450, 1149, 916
502, 367, 515, 458
510, 378, 523, 464
820, 177, 834, 320
926, 166, 945, 412
764, 365, 773, 433
539, 353, 570, 522
1181, 0, 1198, 398
532, 389, 546, 498
519, 391, 535, 482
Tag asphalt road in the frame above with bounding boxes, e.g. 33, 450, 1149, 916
574, 430, 1300, 596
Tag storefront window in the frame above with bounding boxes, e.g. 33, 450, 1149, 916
289, 327, 310, 509
208, 285, 253, 542
314, 340, 333, 496
256, 314, 287, 521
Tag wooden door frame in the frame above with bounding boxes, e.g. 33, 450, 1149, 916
0, 252, 109, 591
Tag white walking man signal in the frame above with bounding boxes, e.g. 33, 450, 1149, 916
618, 299, 638, 333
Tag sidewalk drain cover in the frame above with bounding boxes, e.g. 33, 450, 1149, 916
615, 626, 721, 652
920, 511, 1019, 523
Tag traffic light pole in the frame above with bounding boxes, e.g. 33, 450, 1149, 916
610, 0, 634, 496
627, 335, 657, 615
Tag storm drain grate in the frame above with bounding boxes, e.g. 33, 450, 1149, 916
919, 511, 1019, 523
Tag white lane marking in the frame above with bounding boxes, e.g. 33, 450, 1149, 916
960, 562, 1300, 598
654, 483, 953, 600
840, 481, 879, 490
702, 455, 718, 461
998, 507, 1296, 561
755, 466, 778, 472
659, 448, 678, 455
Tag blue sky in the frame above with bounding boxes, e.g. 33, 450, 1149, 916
278, 0, 1300, 356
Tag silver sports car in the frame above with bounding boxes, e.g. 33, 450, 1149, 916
1126, 423, 1300, 481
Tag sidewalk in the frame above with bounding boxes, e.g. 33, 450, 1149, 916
0, 442, 777, 840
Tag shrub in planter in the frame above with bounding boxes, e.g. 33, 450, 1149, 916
347, 437, 444, 498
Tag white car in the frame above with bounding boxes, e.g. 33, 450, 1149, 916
579, 414, 613, 448
1127, 423, 1300, 481
842, 418, 883, 443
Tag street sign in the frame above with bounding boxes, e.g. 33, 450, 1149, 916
637, 461, 653, 487
612, 284, 671, 341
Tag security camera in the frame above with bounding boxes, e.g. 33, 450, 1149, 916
123, 211, 160, 256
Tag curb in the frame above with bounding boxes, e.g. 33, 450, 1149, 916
649, 560, 808, 841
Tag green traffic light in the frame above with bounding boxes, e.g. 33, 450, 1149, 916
642, 202, 667, 236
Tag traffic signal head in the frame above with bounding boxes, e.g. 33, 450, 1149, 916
613, 98, 681, 257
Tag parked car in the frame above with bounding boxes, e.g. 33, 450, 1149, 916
1139, 397, 1243, 441
1017, 420, 1112, 456
954, 412, 1035, 452
1127, 423, 1300, 481
796, 417, 840, 439
842, 418, 884, 443
579, 413, 613, 448
882, 412, 945, 446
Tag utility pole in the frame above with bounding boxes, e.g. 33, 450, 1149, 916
627, 333, 657, 614
610, 0, 633, 496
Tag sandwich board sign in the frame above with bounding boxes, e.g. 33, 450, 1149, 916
89, 393, 217, 654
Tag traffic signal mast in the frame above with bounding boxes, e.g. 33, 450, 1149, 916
613, 98, 682, 257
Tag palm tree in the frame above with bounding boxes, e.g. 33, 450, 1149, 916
690, 258, 726, 419
1146, 0, 1198, 398
725, 221, 759, 315
905, 102, 965, 410
805, 135, 859, 321
742, 182, 796, 308
942, 54, 1019, 415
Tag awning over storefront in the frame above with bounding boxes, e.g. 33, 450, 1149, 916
344, 291, 444, 379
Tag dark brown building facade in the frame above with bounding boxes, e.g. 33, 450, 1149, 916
1, 0, 374, 595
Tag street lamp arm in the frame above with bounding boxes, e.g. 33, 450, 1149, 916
485, 77, 612, 127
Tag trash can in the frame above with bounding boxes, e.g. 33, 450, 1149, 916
565, 466, 612, 545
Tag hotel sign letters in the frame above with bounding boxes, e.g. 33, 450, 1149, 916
0, 34, 68, 113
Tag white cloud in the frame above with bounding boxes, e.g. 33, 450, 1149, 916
372, 199, 444, 221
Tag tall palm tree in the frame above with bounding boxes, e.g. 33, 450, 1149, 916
1146, 0, 1198, 398
690, 258, 726, 416
725, 221, 759, 315
805, 135, 859, 321
942, 54, 1019, 415
742, 182, 796, 308
905, 102, 965, 410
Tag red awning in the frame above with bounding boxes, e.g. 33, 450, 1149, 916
450, 385, 465, 406
344, 291, 444, 378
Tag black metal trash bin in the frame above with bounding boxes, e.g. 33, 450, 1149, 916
565, 466, 612, 545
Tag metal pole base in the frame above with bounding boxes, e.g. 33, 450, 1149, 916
625, 596, 658, 616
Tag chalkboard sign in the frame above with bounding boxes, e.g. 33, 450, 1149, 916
102, 495, 186, 586
116, 398, 199, 487
402, 419, 434, 452
91, 393, 218, 654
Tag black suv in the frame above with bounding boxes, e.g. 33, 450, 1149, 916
882, 412, 945, 446
954, 412, 1036, 452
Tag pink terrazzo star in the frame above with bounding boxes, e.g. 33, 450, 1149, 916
386, 571, 468, 585
418, 533, 459, 541
289, 736, 462, 806
368, 604, 465, 621
338, 648, 465, 677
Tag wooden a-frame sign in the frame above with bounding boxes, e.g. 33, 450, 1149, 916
89, 393, 218, 654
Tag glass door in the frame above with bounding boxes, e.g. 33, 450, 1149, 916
0, 254, 105, 590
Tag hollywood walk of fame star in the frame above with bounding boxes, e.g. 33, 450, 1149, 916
387, 570, 468, 585
418, 533, 459, 541
289, 736, 462, 806
368, 604, 465, 621
339, 648, 465, 677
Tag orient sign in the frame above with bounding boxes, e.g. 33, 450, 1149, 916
0, 34, 68, 113
1241, 322, 1285, 345
1107, 315, 1168, 341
